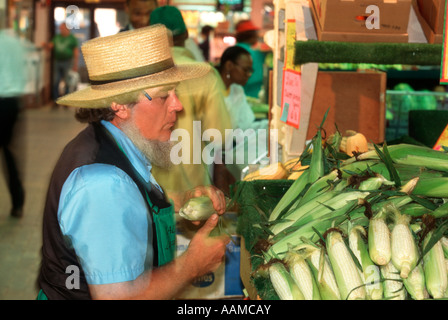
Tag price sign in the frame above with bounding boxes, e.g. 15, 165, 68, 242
280, 69, 301, 129
440, 0, 448, 84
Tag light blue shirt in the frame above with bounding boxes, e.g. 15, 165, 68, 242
0, 30, 27, 97
58, 121, 162, 285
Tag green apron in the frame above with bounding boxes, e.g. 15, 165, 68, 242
144, 189, 176, 267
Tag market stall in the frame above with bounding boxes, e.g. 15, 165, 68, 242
233, 0, 448, 300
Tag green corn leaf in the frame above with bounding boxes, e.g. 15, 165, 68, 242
373, 142, 401, 187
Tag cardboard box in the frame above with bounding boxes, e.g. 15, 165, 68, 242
175, 213, 244, 300
306, 70, 387, 144
415, 0, 445, 43
311, 0, 412, 33
310, 0, 411, 42
239, 237, 259, 300
417, 0, 445, 34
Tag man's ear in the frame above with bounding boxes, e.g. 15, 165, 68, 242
111, 102, 130, 120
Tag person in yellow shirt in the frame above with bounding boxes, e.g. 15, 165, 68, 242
149, 6, 233, 207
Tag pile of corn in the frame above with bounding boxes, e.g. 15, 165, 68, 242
250, 125, 448, 300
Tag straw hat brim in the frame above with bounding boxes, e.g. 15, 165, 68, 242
57, 63, 210, 109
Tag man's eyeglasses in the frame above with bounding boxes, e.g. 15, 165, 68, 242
143, 92, 152, 101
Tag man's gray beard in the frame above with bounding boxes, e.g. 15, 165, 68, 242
120, 121, 174, 169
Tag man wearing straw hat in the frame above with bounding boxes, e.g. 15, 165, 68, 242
37, 25, 229, 300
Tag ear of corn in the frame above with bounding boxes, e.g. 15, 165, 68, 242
399, 177, 419, 194
287, 169, 308, 180
269, 190, 340, 235
178, 196, 215, 221
433, 202, 448, 219
268, 169, 310, 222
309, 129, 324, 184
298, 170, 339, 205
389, 205, 419, 279
276, 191, 369, 235
243, 162, 288, 181
326, 230, 366, 300
412, 177, 448, 198
441, 237, 448, 258
349, 144, 448, 172
269, 262, 305, 300
285, 251, 321, 300
368, 210, 391, 266
381, 261, 406, 300
349, 224, 383, 300
283, 157, 302, 172
423, 232, 448, 299
303, 245, 341, 300
403, 263, 427, 300
358, 174, 393, 191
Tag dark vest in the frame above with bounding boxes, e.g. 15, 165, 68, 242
38, 123, 170, 300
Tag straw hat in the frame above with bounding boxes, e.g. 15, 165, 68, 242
57, 24, 210, 108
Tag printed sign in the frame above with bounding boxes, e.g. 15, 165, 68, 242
280, 69, 301, 129
434, 123, 448, 151
440, 0, 448, 83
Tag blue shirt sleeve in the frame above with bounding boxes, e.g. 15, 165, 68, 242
58, 163, 153, 285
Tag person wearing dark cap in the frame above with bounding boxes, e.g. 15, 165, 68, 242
149, 6, 233, 207
235, 19, 266, 99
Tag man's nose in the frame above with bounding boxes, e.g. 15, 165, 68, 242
171, 93, 183, 112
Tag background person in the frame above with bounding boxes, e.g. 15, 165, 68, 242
215, 45, 269, 189
43, 23, 79, 107
0, 28, 27, 218
120, 0, 158, 31
234, 20, 266, 99
37, 25, 229, 300
217, 45, 268, 131
149, 6, 233, 204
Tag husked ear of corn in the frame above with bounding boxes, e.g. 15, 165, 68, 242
349, 224, 383, 300
243, 162, 287, 181
300, 244, 341, 300
269, 262, 305, 300
178, 196, 215, 221
389, 205, 418, 279
283, 157, 302, 172
287, 166, 309, 180
381, 261, 406, 300
403, 263, 427, 300
326, 229, 366, 300
368, 209, 391, 266
423, 232, 448, 299
285, 251, 321, 300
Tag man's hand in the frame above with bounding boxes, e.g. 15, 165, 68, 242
182, 213, 230, 278
185, 185, 227, 216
